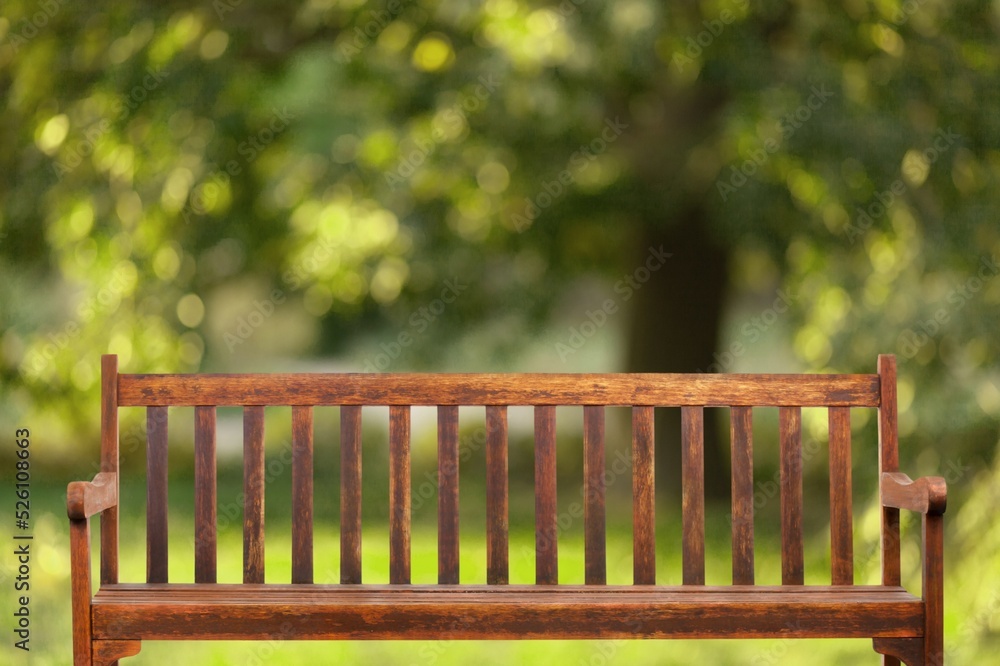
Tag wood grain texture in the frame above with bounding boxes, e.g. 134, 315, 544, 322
829, 407, 854, 586
731, 406, 754, 585
873, 637, 924, 666
534, 406, 558, 585
100, 354, 119, 585
923, 514, 944, 665
486, 406, 508, 585
681, 406, 705, 586
632, 406, 655, 585
194, 406, 217, 584
584, 405, 606, 585
389, 406, 411, 585
878, 354, 901, 590
340, 405, 362, 584
291, 406, 314, 584
779, 406, 804, 586
91, 584, 924, 641
70, 519, 92, 666
82, 354, 938, 660
437, 406, 460, 585
881, 473, 947, 515
146, 407, 169, 584
92, 640, 142, 665
118, 372, 880, 407
243, 406, 266, 584
67, 473, 117, 520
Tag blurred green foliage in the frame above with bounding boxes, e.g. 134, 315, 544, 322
1, 0, 999, 663
2, 0, 999, 467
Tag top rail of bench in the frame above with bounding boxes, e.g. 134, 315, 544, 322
117, 372, 880, 407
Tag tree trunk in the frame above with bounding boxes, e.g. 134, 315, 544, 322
626, 218, 730, 504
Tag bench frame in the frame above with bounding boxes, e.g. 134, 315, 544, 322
68, 354, 945, 665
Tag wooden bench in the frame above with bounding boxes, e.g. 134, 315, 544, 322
68, 353, 945, 665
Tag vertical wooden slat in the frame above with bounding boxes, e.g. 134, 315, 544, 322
829, 406, 854, 585
584, 405, 606, 585
292, 406, 314, 584
731, 406, 755, 585
878, 354, 901, 592
779, 406, 804, 586
243, 405, 266, 584
534, 406, 558, 585
632, 406, 656, 585
146, 406, 169, 584
340, 405, 362, 584
389, 405, 411, 585
437, 405, 460, 585
681, 406, 705, 586
194, 405, 217, 584
486, 405, 509, 585
100, 354, 119, 585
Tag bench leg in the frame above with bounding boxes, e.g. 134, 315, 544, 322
93, 640, 142, 665
923, 513, 944, 666
70, 520, 93, 666
874, 637, 923, 666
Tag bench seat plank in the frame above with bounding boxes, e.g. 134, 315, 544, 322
92, 584, 922, 641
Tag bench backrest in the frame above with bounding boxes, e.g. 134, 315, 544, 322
95, 354, 902, 589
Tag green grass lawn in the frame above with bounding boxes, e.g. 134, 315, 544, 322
2, 476, 988, 665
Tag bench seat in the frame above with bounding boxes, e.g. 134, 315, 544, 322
93, 584, 923, 641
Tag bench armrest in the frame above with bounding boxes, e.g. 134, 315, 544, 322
881, 472, 947, 515
67, 472, 118, 520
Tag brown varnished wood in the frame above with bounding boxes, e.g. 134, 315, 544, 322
67, 473, 117, 520
291, 406, 314, 584
340, 405, 362, 584
194, 406, 217, 584
829, 406, 854, 585
486, 405, 508, 585
146, 407, 169, 584
389, 406, 411, 585
90, 584, 924, 641
881, 473, 947, 515
779, 406, 803, 585
243, 406, 266, 584
118, 372, 881, 407
98, 582, 917, 597
76, 354, 941, 662
878, 354, 901, 590
437, 405, 460, 585
632, 406, 656, 585
534, 406, 558, 585
92, 640, 142, 665
584, 405, 606, 585
681, 406, 704, 585
923, 514, 944, 665
70, 519, 92, 666
101, 354, 119, 585
873, 637, 924, 666
730, 406, 754, 585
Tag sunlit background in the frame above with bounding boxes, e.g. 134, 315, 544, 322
2, 0, 999, 663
